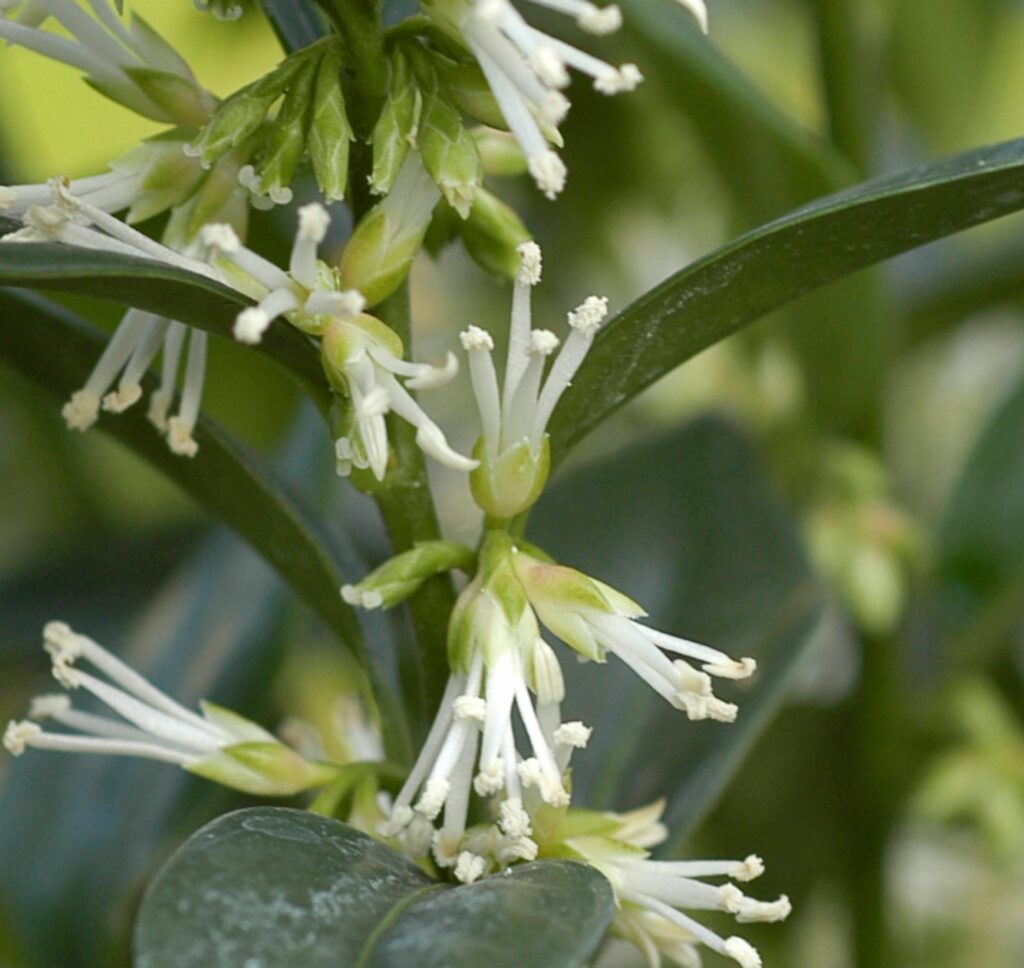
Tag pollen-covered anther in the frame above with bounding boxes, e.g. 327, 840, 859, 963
415, 777, 450, 820
298, 202, 330, 242
567, 295, 609, 336
578, 2, 622, 33
199, 223, 241, 255
474, 759, 505, 796
528, 152, 567, 201
499, 797, 533, 839
735, 894, 792, 924
724, 937, 762, 968
731, 855, 765, 882
167, 417, 199, 458
62, 391, 102, 432
594, 64, 644, 95
455, 851, 487, 884
460, 326, 495, 352
529, 329, 560, 356
3, 720, 40, 756
233, 308, 271, 345
379, 804, 414, 838
499, 834, 538, 863
516, 241, 542, 285
540, 91, 571, 126
553, 721, 592, 749
453, 696, 487, 723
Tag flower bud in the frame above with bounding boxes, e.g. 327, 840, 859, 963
255, 56, 318, 199
341, 541, 476, 610
369, 50, 420, 197
308, 47, 355, 202
460, 187, 531, 279
338, 153, 440, 305
417, 86, 483, 219
470, 435, 550, 521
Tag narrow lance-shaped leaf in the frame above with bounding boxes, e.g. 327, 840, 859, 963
0, 236, 330, 413
549, 136, 1024, 462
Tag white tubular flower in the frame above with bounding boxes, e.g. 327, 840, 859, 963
511, 549, 756, 722
2, 179, 216, 456
429, 0, 707, 196
0, 0, 212, 126
380, 547, 589, 873
462, 242, 607, 519
555, 801, 788, 968
3, 622, 337, 796
201, 203, 363, 346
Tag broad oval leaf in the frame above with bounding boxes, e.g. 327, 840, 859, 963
550, 137, 1024, 461
530, 416, 824, 844
0, 236, 329, 412
134, 807, 614, 968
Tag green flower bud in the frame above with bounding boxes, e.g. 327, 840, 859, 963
123, 68, 215, 128
338, 153, 440, 305
470, 435, 550, 521
369, 50, 420, 197
417, 85, 483, 218
341, 540, 476, 610
474, 129, 528, 177
188, 741, 338, 796
308, 47, 355, 202
460, 187, 531, 279
256, 56, 318, 198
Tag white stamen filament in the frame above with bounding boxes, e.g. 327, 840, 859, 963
167, 329, 206, 456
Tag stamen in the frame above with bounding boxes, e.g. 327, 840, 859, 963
167, 328, 206, 457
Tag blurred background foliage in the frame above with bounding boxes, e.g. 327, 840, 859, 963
2, 0, 1024, 965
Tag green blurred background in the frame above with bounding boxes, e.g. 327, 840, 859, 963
2, 0, 1024, 965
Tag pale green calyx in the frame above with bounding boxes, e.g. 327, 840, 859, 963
539, 799, 787, 968
459, 243, 607, 520
460, 186, 532, 279
511, 547, 758, 722
341, 540, 476, 610
3, 622, 337, 798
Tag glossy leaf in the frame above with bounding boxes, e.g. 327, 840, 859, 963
0, 533, 291, 968
0, 290, 364, 661
134, 807, 614, 968
258, 0, 327, 52
530, 416, 824, 843
549, 137, 1024, 461
0, 236, 329, 413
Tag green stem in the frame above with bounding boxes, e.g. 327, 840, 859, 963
810, 0, 875, 175
846, 630, 904, 968
370, 287, 456, 737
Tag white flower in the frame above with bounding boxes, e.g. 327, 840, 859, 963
2, 178, 218, 456
0, 0, 212, 125
512, 550, 756, 722
561, 801, 789, 968
3, 621, 335, 795
204, 203, 474, 480
379, 571, 589, 876
461, 241, 607, 518
430, 0, 705, 197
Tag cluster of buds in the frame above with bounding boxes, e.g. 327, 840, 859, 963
0, 0, 213, 126
4, 623, 337, 796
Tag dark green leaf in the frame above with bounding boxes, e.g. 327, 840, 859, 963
0, 290, 363, 666
550, 137, 1024, 461
258, 0, 328, 52
0, 238, 329, 413
936, 370, 1024, 642
530, 417, 824, 843
0, 532, 292, 968
134, 807, 614, 968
